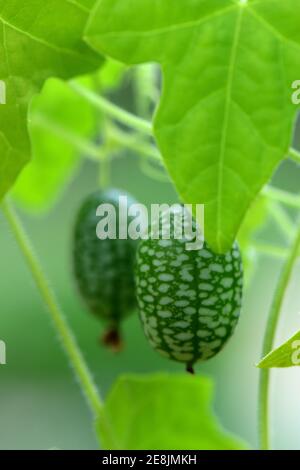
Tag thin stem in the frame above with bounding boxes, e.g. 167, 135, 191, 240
253, 242, 288, 260
268, 202, 295, 240
109, 125, 162, 162
288, 147, 300, 165
258, 219, 300, 450
1, 199, 103, 417
134, 64, 159, 118
99, 155, 111, 189
68, 81, 300, 173
69, 81, 153, 136
33, 114, 104, 161
263, 186, 300, 209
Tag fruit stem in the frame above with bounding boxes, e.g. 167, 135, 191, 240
102, 326, 123, 353
1, 198, 103, 418
186, 364, 195, 375
258, 218, 300, 450
69, 81, 153, 136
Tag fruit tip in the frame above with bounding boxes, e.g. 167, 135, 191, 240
101, 327, 123, 353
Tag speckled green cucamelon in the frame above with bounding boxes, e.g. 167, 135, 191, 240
73, 188, 138, 349
135, 207, 243, 370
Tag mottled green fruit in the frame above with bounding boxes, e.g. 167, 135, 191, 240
136, 208, 243, 368
73, 189, 138, 343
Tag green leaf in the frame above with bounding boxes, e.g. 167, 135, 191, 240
12, 77, 98, 210
12, 61, 124, 211
258, 330, 300, 368
97, 373, 249, 450
85, 0, 300, 253
238, 195, 269, 250
238, 194, 269, 284
0, 0, 101, 200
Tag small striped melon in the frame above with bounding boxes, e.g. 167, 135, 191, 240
73, 188, 138, 349
135, 206, 243, 371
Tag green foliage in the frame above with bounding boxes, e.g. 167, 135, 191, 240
13, 77, 98, 209
2, 0, 300, 451
97, 373, 249, 450
0, 0, 101, 201
86, 0, 300, 253
13, 61, 124, 211
238, 194, 270, 284
238, 195, 269, 250
258, 329, 300, 368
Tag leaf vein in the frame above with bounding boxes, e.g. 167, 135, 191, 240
248, 5, 300, 52
216, 7, 244, 250
0, 14, 90, 61
95, 4, 237, 39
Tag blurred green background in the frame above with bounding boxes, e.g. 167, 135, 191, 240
1, 72, 300, 450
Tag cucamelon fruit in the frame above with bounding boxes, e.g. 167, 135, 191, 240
73, 188, 138, 350
135, 206, 243, 372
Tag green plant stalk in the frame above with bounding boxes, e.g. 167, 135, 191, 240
1, 198, 103, 417
134, 64, 159, 118
268, 202, 295, 240
70, 82, 300, 177
109, 125, 162, 162
98, 124, 113, 190
259, 220, 300, 450
253, 242, 288, 260
99, 153, 111, 189
33, 113, 105, 161
288, 147, 300, 165
263, 186, 300, 209
69, 81, 153, 136
139, 157, 170, 183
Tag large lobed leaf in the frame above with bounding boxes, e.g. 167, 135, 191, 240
0, 0, 101, 201
97, 373, 248, 450
86, 0, 300, 253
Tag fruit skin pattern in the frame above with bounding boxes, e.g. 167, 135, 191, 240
136, 207, 243, 368
73, 189, 138, 339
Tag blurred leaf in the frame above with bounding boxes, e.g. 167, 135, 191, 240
238, 195, 269, 250
0, 0, 101, 201
258, 330, 300, 368
13, 61, 125, 211
97, 59, 125, 90
13, 77, 98, 210
97, 373, 249, 450
238, 195, 269, 284
86, 0, 300, 253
